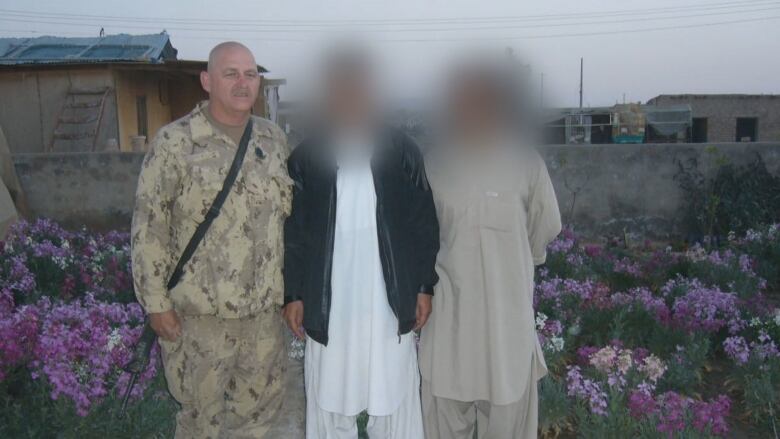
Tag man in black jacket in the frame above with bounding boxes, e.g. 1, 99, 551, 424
282, 49, 439, 439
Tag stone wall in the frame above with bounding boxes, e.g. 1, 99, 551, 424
540, 142, 780, 238
11, 142, 780, 238
13, 152, 144, 230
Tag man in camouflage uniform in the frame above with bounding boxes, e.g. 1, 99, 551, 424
131, 41, 292, 438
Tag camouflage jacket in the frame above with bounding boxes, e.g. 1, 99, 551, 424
131, 102, 292, 318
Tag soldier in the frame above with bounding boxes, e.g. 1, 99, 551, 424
131, 42, 292, 438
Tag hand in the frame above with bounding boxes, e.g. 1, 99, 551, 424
414, 293, 433, 331
149, 309, 182, 342
282, 300, 305, 340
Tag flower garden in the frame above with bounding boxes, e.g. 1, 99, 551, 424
1, 218, 779, 438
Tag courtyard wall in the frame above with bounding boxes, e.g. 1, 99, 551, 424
12, 142, 780, 238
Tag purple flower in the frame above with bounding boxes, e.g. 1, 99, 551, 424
566, 366, 608, 416
723, 336, 750, 364
628, 389, 656, 419
667, 278, 744, 334
656, 392, 691, 435
691, 395, 731, 436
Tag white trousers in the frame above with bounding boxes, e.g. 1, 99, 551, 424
305, 361, 424, 439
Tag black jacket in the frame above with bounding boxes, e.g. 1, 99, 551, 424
283, 128, 439, 346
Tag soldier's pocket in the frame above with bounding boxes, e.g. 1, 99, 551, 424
245, 167, 293, 217
158, 333, 193, 405
177, 158, 225, 221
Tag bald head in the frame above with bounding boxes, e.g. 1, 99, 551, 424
201, 41, 260, 124
207, 41, 255, 73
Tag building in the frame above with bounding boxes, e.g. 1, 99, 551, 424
0, 33, 280, 153
543, 104, 692, 145
647, 94, 780, 143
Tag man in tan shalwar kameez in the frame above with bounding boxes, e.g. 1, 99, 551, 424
419, 61, 561, 439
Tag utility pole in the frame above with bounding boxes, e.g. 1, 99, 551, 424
540, 72, 544, 108
579, 57, 583, 109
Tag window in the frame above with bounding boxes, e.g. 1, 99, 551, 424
736, 117, 758, 142
691, 118, 708, 143
136, 95, 148, 137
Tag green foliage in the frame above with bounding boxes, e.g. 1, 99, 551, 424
538, 376, 572, 437
675, 152, 780, 240
572, 389, 635, 439
728, 225, 780, 294
736, 362, 780, 434
659, 337, 711, 394
0, 372, 177, 439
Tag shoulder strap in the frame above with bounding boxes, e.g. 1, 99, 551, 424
166, 119, 254, 290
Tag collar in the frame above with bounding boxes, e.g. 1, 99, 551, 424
189, 101, 275, 146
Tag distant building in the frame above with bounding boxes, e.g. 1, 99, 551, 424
543, 104, 692, 145
0, 33, 280, 153
647, 94, 780, 143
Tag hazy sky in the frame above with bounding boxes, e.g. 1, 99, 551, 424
1, 0, 779, 107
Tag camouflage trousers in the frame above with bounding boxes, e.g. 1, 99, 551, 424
159, 310, 286, 439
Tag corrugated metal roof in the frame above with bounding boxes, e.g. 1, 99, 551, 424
0, 33, 176, 65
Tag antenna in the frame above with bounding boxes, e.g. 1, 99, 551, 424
579, 57, 583, 109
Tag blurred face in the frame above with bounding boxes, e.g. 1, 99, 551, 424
449, 76, 504, 139
325, 70, 376, 131
201, 46, 260, 117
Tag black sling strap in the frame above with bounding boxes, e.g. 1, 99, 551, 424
166, 119, 254, 290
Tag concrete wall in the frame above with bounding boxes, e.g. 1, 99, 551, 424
10, 142, 780, 237
541, 142, 780, 238
12, 152, 144, 230
648, 95, 780, 142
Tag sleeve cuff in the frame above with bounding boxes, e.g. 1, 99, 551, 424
140, 295, 173, 314
532, 250, 548, 266
419, 284, 435, 296
284, 295, 304, 306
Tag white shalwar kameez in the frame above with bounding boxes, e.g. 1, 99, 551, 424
304, 146, 423, 439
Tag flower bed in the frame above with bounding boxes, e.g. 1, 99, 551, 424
1, 219, 779, 437
0, 220, 175, 437
537, 224, 780, 438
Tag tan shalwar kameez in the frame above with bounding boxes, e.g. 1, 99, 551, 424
419, 144, 561, 439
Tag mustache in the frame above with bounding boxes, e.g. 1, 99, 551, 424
231, 87, 252, 97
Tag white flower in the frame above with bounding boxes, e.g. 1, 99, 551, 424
638, 355, 667, 382
106, 328, 123, 351
535, 313, 548, 331
53, 256, 68, 270
616, 350, 633, 374
550, 336, 565, 352
774, 309, 780, 327
749, 317, 762, 327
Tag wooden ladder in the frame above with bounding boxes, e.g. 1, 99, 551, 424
49, 87, 111, 152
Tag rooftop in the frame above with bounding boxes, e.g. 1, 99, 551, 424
0, 33, 176, 65
649, 94, 780, 102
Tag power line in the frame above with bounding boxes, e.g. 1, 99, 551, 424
0, 0, 776, 27
374, 14, 780, 42
0, 5, 777, 34
1, 13, 777, 44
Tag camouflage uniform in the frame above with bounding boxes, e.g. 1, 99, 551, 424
131, 102, 292, 439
